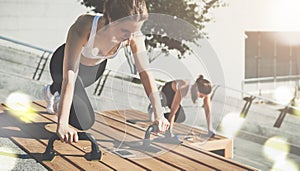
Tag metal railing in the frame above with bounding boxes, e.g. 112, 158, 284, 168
0, 35, 53, 81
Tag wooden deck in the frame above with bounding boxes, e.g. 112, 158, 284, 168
0, 101, 259, 171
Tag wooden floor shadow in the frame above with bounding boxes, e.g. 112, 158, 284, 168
0, 110, 54, 139
0, 151, 32, 159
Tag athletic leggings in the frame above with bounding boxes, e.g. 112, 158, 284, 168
161, 82, 186, 123
49, 44, 107, 130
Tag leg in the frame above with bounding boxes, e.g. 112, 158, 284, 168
164, 105, 185, 138
69, 60, 107, 130
42, 44, 65, 114
48, 44, 108, 93
163, 105, 185, 123
49, 44, 65, 94
48, 43, 107, 130
68, 76, 95, 130
174, 105, 186, 123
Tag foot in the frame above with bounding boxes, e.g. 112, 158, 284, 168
42, 84, 58, 114
165, 128, 174, 138
208, 130, 216, 138
53, 92, 60, 113
199, 130, 216, 139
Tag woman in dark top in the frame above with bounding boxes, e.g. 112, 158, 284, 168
161, 75, 215, 138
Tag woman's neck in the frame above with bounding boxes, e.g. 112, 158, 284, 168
95, 18, 121, 56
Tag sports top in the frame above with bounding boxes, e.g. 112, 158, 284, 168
81, 15, 125, 60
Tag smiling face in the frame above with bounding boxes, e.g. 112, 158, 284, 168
113, 19, 144, 42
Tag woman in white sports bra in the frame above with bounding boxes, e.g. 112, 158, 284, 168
161, 75, 216, 138
42, 0, 169, 144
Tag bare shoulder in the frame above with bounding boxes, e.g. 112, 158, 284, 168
70, 14, 94, 34
172, 80, 188, 91
177, 80, 189, 87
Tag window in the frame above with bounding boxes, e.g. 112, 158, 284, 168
245, 32, 300, 79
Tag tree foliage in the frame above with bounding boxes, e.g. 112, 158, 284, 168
80, 0, 225, 58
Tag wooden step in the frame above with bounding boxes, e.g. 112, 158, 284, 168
0, 101, 259, 171
107, 109, 233, 159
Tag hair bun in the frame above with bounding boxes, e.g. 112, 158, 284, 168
198, 75, 204, 80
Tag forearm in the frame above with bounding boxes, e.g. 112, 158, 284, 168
204, 97, 213, 130
168, 108, 178, 129
58, 72, 76, 126
139, 71, 164, 120
204, 97, 212, 117
169, 92, 181, 128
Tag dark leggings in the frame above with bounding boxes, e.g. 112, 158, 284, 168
49, 44, 107, 130
161, 82, 186, 123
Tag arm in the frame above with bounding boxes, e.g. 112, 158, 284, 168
168, 80, 188, 129
203, 95, 213, 131
56, 15, 91, 143
130, 34, 169, 132
169, 86, 182, 129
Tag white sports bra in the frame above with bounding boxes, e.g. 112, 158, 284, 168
81, 15, 125, 59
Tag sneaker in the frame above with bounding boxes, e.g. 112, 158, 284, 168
42, 84, 55, 114
53, 92, 60, 113
165, 128, 174, 138
208, 130, 216, 138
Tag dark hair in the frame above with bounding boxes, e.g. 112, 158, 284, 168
196, 75, 212, 95
103, 0, 148, 24
191, 75, 212, 103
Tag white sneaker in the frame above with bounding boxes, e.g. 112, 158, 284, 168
53, 92, 60, 113
42, 84, 55, 114
208, 130, 216, 138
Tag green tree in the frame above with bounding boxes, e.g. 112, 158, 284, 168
80, 0, 225, 74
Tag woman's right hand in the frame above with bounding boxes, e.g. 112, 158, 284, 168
57, 124, 79, 144
154, 116, 170, 132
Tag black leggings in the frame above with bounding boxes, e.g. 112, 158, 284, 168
161, 82, 186, 123
49, 44, 107, 130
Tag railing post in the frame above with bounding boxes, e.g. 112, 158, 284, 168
32, 51, 52, 80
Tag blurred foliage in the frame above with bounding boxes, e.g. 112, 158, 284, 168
80, 0, 226, 58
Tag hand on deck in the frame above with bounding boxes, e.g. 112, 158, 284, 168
154, 116, 170, 132
57, 124, 79, 144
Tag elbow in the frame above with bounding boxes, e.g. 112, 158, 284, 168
62, 70, 77, 88
139, 71, 151, 81
139, 70, 148, 76
61, 78, 76, 92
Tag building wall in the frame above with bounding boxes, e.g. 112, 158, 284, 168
205, 0, 300, 94
0, 0, 87, 50
204, 0, 245, 95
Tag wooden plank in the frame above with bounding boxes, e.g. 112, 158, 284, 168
0, 105, 82, 171
45, 124, 149, 171
1, 103, 134, 171
114, 109, 226, 140
186, 138, 233, 159
35, 101, 185, 170
29, 102, 156, 171
88, 123, 184, 171
106, 109, 233, 158
32, 101, 210, 170
91, 113, 215, 171
6, 101, 258, 171
99, 111, 258, 171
